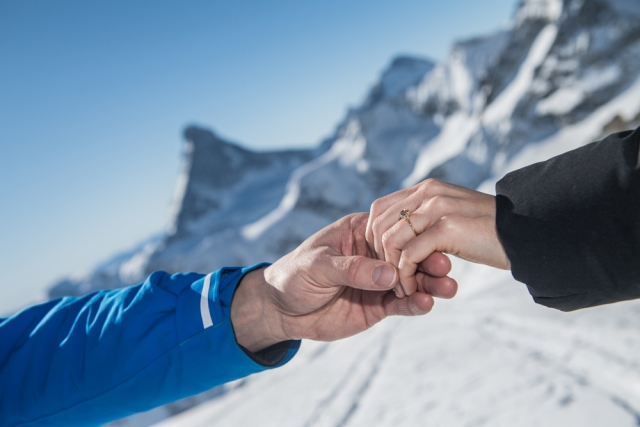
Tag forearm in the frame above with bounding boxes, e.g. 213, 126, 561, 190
0, 265, 298, 426
496, 127, 640, 311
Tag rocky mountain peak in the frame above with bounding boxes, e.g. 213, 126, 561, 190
167, 125, 314, 239
365, 56, 434, 105
167, 126, 251, 237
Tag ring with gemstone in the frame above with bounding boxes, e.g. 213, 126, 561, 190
399, 209, 419, 236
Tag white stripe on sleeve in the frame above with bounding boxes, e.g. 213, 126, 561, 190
200, 273, 214, 329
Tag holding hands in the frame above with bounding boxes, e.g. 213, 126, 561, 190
232, 213, 457, 352
234, 179, 511, 352
366, 179, 511, 298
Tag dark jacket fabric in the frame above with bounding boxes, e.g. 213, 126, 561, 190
496, 127, 640, 311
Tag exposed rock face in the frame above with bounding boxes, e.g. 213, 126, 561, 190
48, 1, 640, 425
167, 126, 315, 240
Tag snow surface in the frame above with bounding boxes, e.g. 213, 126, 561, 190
536, 65, 621, 116
407, 30, 508, 117
507, 74, 640, 174
404, 22, 557, 188
402, 113, 479, 187
513, 0, 562, 25
483, 23, 557, 124
155, 261, 640, 427
241, 120, 365, 240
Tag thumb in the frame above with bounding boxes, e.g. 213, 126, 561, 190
327, 255, 399, 291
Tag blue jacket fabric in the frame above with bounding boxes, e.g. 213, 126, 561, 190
0, 263, 300, 426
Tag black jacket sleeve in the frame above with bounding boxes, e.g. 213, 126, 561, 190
495, 127, 640, 311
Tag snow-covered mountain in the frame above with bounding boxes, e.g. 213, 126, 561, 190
49, 0, 640, 425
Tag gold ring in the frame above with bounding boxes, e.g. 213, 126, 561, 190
399, 209, 419, 236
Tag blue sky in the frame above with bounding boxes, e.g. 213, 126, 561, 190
0, 0, 517, 314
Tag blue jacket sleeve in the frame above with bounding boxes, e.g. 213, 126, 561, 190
0, 263, 300, 426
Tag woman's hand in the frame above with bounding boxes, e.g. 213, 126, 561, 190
366, 179, 510, 298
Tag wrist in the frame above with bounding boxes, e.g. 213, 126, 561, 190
230, 268, 289, 353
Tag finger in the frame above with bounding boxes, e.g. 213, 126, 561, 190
328, 255, 399, 291
382, 215, 417, 267
381, 215, 449, 296
380, 188, 481, 267
367, 187, 416, 260
418, 252, 451, 277
373, 179, 461, 262
397, 218, 459, 293
369, 180, 470, 249
366, 190, 413, 259
392, 284, 406, 299
391, 254, 453, 299
382, 196, 465, 296
378, 195, 457, 272
383, 291, 434, 316
373, 202, 420, 263
416, 272, 458, 299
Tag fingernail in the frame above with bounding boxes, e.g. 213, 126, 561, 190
393, 285, 403, 298
373, 264, 396, 288
400, 284, 410, 297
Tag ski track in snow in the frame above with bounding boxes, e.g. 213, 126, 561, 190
302, 332, 391, 427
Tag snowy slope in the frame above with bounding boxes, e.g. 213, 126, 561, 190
155, 261, 640, 427
46, 0, 640, 425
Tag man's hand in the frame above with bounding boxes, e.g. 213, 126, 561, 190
231, 213, 457, 352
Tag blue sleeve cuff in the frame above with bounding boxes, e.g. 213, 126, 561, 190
175, 263, 300, 377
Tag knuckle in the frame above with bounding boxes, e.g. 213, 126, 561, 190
438, 215, 457, 231
399, 304, 411, 316
420, 178, 441, 195
368, 306, 386, 324
380, 230, 397, 249
398, 252, 415, 271
344, 212, 360, 223
428, 195, 451, 214
369, 198, 385, 216
401, 298, 419, 316
344, 257, 362, 284
407, 300, 420, 316
371, 215, 386, 236
434, 216, 462, 240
